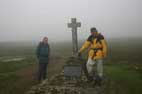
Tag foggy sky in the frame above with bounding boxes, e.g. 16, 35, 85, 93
0, 0, 141, 42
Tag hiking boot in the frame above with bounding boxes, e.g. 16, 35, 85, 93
94, 76, 102, 86
86, 76, 93, 83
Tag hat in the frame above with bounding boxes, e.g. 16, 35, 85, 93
90, 27, 97, 32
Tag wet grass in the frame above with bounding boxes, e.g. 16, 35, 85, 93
0, 38, 141, 94
0, 57, 34, 73
0, 56, 36, 94
104, 63, 142, 94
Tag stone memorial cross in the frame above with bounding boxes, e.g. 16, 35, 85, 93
68, 18, 81, 56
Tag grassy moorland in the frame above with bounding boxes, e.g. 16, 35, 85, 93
0, 37, 142, 94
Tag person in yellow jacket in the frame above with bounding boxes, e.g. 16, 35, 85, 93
78, 27, 107, 85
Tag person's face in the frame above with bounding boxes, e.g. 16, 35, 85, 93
91, 31, 98, 36
43, 37, 48, 43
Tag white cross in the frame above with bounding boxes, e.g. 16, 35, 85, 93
68, 18, 81, 56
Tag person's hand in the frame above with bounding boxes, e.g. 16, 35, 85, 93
78, 52, 81, 57
78, 52, 83, 60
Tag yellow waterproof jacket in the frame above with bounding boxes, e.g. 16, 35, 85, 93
79, 33, 107, 60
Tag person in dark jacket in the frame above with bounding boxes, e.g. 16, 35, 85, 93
36, 37, 50, 82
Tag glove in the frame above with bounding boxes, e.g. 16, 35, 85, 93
78, 52, 82, 60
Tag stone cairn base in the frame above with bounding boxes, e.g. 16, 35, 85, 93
26, 57, 106, 94
26, 71, 106, 94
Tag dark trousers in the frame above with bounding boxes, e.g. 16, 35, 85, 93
82, 61, 92, 81
37, 63, 48, 81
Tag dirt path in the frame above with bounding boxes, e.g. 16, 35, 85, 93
13, 56, 66, 94
25, 57, 106, 94
47, 56, 66, 79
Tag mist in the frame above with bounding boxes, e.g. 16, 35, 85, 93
0, 0, 141, 42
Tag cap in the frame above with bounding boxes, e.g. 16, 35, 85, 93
90, 27, 97, 32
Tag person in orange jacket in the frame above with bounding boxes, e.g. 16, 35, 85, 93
78, 27, 108, 85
